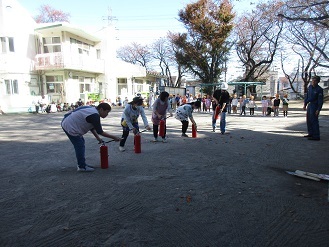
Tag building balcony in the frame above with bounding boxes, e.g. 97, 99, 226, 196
34, 52, 105, 74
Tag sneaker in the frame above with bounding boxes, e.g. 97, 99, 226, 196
212, 127, 216, 132
119, 146, 126, 152
86, 164, 94, 168
162, 138, 167, 143
77, 166, 94, 172
181, 133, 188, 137
152, 138, 158, 142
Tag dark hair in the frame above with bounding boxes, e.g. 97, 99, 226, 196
159, 91, 169, 101
130, 96, 143, 106
213, 89, 222, 101
97, 102, 111, 111
312, 76, 320, 83
189, 101, 201, 108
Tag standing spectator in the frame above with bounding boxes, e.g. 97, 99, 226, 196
273, 94, 281, 117
202, 95, 207, 112
61, 103, 121, 172
151, 91, 173, 142
211, 98, 218, 132
239, 96, 243, 114
303, 76, 323, 141
282, 94, 289, 117
267, 97, 273, 116
248, 95, 257, 116
196, 94, 202, 112
175, 101, 201, 137
213, 82, 230, 134
261, 96, 268, 116
205, 95, 211, 112
231, 94, 238, 114
175, 94, 181, 107
240, 95, 248, 116
119, 97, 151, 151
171, 94, 177, 111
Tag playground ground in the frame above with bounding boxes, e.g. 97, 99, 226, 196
0, 100, 328, 246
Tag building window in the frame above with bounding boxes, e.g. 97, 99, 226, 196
0, 37, 15, 53
46, 75, 63, 93
5, 79, 18, 94
70, 38, 92, 56
43, 37, 61, 53
79, 77, 92, 93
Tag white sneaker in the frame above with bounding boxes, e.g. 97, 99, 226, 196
119, 146, 126, 152
152, 138, 158, 142
162, 138, 167, 143
77, 166, 94, 172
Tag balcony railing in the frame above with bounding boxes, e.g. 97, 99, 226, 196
34, 52, 105, 74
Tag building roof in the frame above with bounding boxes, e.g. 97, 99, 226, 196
34, 22, 101, 42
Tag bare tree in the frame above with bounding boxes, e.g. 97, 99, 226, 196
235, 1, 283, 94
116, 42, 153, 70
282, 22, 327, 93
34, 4, 70, 23
278, 0, 329, 29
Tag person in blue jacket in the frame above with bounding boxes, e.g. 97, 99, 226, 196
303, 76, 323, 141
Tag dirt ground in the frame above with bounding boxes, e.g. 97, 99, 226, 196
0, 100, 328, 247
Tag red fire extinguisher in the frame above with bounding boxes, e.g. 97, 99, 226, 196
192, 123, 197, 138
134, 133, 141, 153
159, 119, 165, 137
100, 142, 109, 169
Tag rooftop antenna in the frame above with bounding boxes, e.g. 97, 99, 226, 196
102, 6, 117, 26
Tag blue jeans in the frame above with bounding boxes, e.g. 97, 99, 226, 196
220, 112, 226, 133
212, 112, 217, 130
63, 129, 86, 168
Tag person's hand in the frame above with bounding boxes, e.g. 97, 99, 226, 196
98, 139, 104, 144
146, 125, 152, 131
315, 110, 319, 116
132, 128, 138, 135
157, 114, 162, 119
303, 106, 306, 111
115, 137, 121, 142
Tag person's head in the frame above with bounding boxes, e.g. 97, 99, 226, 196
190, 101, 201, 109
97, 102, 111, 118
312, 76, 320, 87
159, 91, 169, 101
284, 94, 288, 98
250, 95, 254, 100
129, 96, 144, 107
262, 96, 267, 99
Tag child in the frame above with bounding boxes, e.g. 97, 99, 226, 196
240, 95, 248, 116
273, 94, 280, 117
61, 103, 121, 172
119, 97, 151, 152
151, 91, 173, 142
261, 96, 268, 116
248, 95, 257, 116
175, 101, 201, 137
282, 94, 289, 117
231, 94, 238, 114
267, 97, 273, 116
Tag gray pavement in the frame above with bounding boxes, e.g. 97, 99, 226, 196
0, 100, 328, 246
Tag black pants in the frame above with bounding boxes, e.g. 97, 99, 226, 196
181, 120, 189, 134
153, 124, 166, 138
240, 106, 246, 115
249, 108, 254, 115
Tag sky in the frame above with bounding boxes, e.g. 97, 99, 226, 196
17, 0, 264, 80
17, 0, 259, 46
